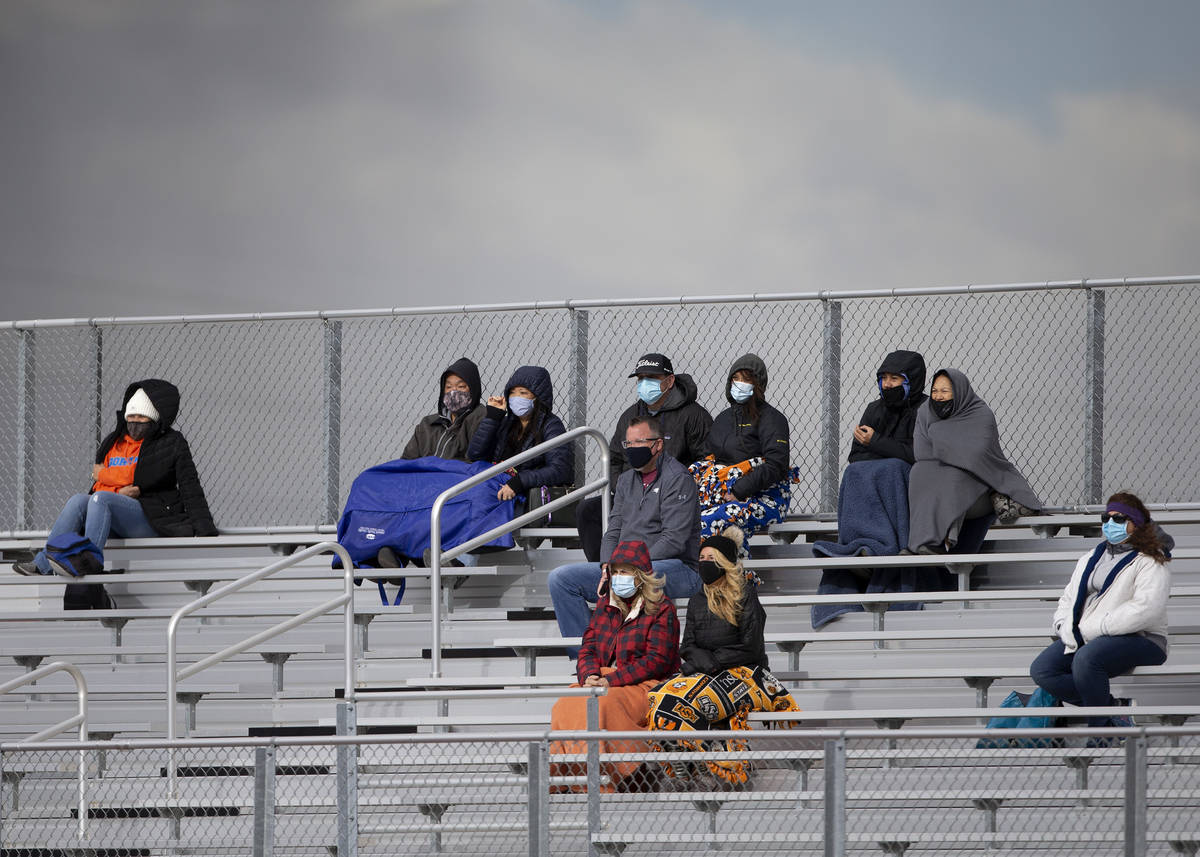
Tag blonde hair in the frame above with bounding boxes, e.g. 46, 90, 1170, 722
610, 563, 666, 617
703, 526, 746, 626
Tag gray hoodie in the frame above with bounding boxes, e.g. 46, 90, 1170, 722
600, 453, 701, 570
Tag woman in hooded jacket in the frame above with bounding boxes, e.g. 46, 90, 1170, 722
14, 379, 217, 578
906, 368, 1041, 554
468, 365, 573, 504
401, 357, 486, 462
693, 354, 792, 539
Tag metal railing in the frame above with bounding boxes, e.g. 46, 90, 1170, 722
0, 660, 88, 838
427, 425, 610, 677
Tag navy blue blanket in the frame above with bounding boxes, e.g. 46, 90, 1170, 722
336, 457, 515, 568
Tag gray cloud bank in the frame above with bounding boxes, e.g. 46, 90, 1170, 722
2, 0, 1199, 320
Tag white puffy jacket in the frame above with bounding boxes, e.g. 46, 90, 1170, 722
1052, 546, 1170, 654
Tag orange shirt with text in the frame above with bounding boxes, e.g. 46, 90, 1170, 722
92, 436, 144, 493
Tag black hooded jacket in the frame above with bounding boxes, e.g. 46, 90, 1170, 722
402, 357, 487, 461
705, 353, 791, 500
680, 583, 769, 675
94, 379, 217, 537
467, 365, 573, 493
608, 372, 713, 486
848, 350, 928, 465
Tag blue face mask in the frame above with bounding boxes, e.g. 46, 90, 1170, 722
730, 380, 754, 403
508, 395, 535, 417
611, 573, 638, 599
637, 378, 663, 406
1103, 518, 1131, 545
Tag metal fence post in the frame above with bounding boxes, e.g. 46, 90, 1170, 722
820, 300, 843, 513
586, 694, 600, 857
1084, 288, 1105, 504
324, 319, 343, 526
16, 329, 35, 530
253, 744, 276, 857
824, 736, 846, 857
570, 308, 589, 485
336, 701, 358, 857
92, 327, 104, 452
528, 739, 550, 857
1125, 734, 1147, 857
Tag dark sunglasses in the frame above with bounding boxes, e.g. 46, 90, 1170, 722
1101, 513, 1129, 524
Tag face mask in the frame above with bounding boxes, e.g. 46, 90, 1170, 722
879, 385, 906, 408
637, 378, 663, 406
698, 560, 725, 585
126, 421, 155, 441
625, 443, 656, 470
1103, 518, 1131, 545
729, 380, 754, 403
931, 399, 954, 420
611, 573, 638, 599
508, 395, 535, 417
443, 389, 471, 414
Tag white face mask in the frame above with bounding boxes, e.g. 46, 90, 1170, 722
611, 573, 638, 599
508, 395, 535, 417
730, 380, 754, 403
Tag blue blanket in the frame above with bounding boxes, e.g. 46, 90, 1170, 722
336, 457, 515, 568
812, 458, 911, 559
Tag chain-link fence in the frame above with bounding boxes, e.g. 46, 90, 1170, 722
3, 725, 1199, 855
3, 278, 1198, 532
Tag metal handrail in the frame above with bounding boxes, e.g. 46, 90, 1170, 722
429, 426, 611, 677
0, 661, 88, 838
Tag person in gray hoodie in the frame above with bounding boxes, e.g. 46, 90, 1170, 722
549, 415, 701, 655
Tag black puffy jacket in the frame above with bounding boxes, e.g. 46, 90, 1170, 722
680, 584, 768, 675
848, 349, 928, 465
706, 353, 791, 500
94, 379, 217, 537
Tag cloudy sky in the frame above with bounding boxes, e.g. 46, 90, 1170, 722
3, 0, 1199, 320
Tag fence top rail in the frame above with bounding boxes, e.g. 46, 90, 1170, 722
3, 275, 1197, 329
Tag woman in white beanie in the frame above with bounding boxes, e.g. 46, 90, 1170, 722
14, 379, 217, 582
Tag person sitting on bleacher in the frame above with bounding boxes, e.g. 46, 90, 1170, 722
1031, 492, 1171, 731
905, 368, 1040, 554
467, 365, 573, 510
549, 539, 680, 793
647, 526, 799, 790
692, 354, 794, 540
401, 357, 486, 461
548, 416, 701, 654
811, 349, 934, 628
13, 380, 217, 586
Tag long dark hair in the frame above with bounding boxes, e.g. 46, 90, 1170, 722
499, 400, 547, 461
732, 370, 765, 424
1108, 491, 1170, 564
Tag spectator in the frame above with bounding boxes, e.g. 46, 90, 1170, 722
692, 353, 792, 539
1031, 493, 1170, 734
401, 357, 486, 461
468, 365, 573, 505
811, 350, 936, 628
906, 368, 1040, 554
549, 540, 680, 793
13, 380, 217, 604
549, 415, 701, 654
648, 526, 800, 790
576, 353, 712, 562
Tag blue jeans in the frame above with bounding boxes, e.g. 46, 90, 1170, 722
548, 558, 701, 656
1031, 635, 1167, 726
34, 492, 157, 574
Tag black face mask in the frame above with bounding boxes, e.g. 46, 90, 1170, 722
126, 421, 156, 441
625, 444, 655, 470
931, 399, 954, 420
880, 385, 906, 408
698, 560, 725, 586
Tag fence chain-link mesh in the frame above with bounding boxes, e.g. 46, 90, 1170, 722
2, 283, 1198, 532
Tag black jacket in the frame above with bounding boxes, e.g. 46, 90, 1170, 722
608, 373, 712, 486
848, 349, 928, 465
402, 357, 486, 461
95, 379, 217, 537
706, 353, 790, 500
467, 365, 573, 493
680, 583, 769, 675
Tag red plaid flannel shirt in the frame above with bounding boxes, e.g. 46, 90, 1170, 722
576, 595, 680, 687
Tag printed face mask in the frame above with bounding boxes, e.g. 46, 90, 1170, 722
931, 399, 954, 420
729, 380, 754, 403
636, 378, 663, 406
625, 443, 655, 470
1103, 518, 1131, 545
126, 421, 155, 441
698, 560, 725, 585
611, 573, 638, 599
508, 395, 535, 417
442, 389, 471, 414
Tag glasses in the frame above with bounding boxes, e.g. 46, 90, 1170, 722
621, 437, 663, 449
1101, 513, 1129, 524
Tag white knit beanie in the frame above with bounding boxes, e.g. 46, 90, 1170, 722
124, 388, 160, 423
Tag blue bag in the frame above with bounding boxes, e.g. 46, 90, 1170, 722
44, 534, 104, 578
976, 688, 1062, 748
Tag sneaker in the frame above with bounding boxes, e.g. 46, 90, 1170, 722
11, 560, 40, 576
422, 548, 464, 568
897, 548, 916, 556
47, 557, 81, 578
376, 547, 402, 568
915, 544, 947, 556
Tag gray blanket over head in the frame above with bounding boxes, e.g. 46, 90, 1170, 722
908, 368, 1041, 551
